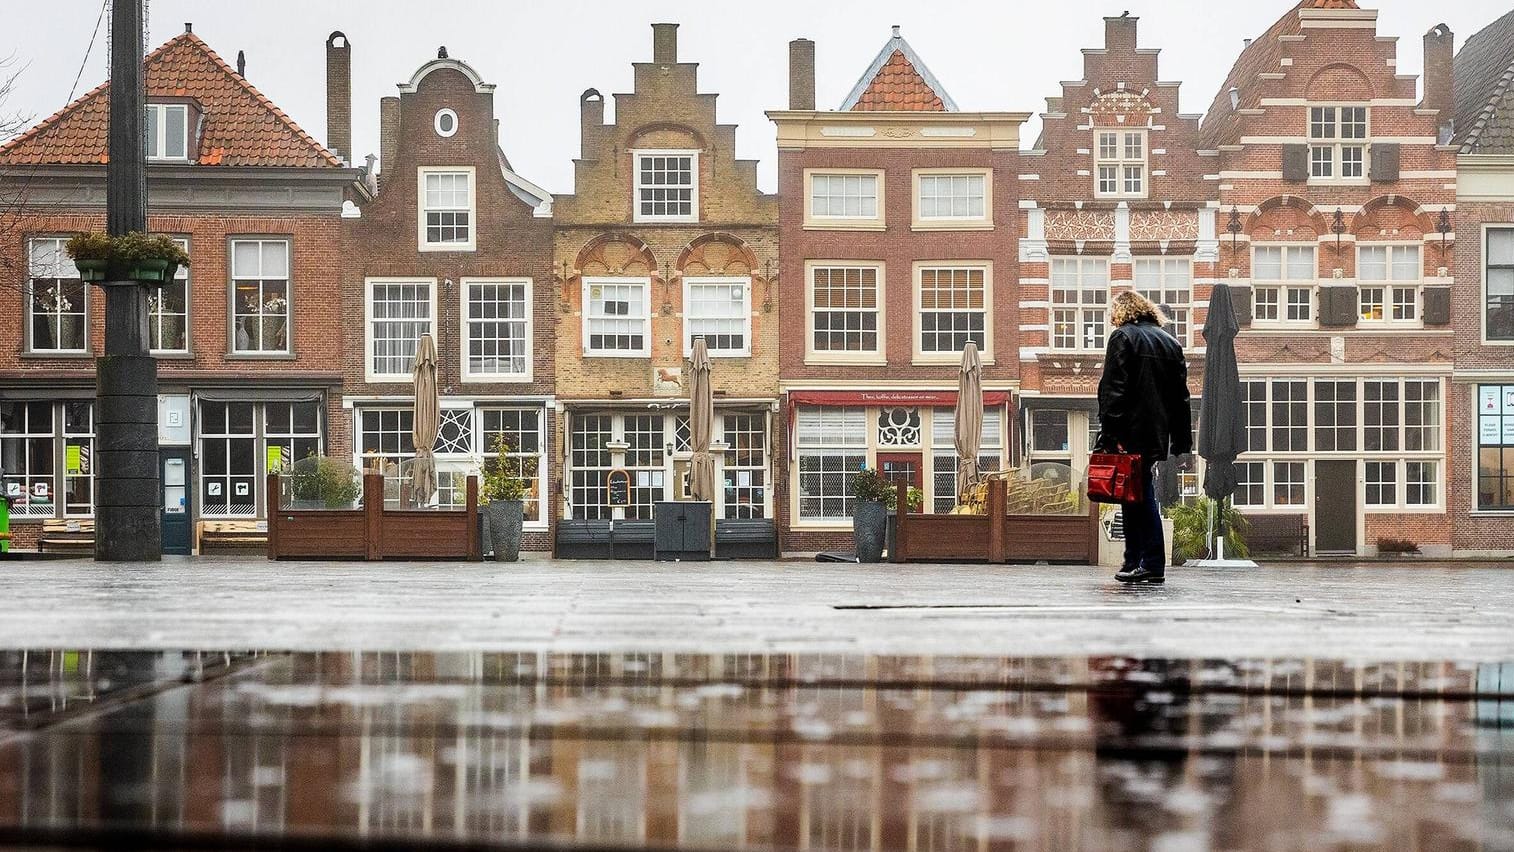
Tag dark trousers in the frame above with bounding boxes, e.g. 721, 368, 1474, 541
1121, 462, 1165, 572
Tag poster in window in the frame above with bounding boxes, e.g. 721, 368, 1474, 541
6, 482, 19, 498
1483, 416, 1503, 446
1504, 418, 1514, 446
32, 482, 48, 498
1482, 386, 1500, 414
605, 469, 630, 507
235, 482, 250, 497
1505, 386, 1514, 415
208, 482, 222, 496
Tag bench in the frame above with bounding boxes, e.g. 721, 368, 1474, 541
555, 518, 655, 559
715, 518, 778, 559
1242, 513, 1309, 557
39, 519, 94, 554
198, 520, 267, 555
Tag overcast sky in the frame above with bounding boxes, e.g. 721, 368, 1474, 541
4, 1, 1510, 193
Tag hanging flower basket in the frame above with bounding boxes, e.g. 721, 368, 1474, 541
64, 231, 189, 285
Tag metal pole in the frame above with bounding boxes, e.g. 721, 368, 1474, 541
95, 0, 161, 561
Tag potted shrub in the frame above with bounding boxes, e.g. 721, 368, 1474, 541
287, 455, 361, 510
480, 435, 532, 562
64, 231, 190, 283
1167, 497, 1250, 563
64, 233, 113, 282
851, 466, 903, 563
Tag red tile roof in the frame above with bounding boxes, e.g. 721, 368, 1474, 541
850, 50, 948, 112
0, 32, 342, 168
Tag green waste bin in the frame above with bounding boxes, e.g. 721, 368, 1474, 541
0, 494, 10, 554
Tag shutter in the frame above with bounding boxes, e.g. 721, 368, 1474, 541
1370, 143, 1400, 182
1231, 287, 1254, 327
1282, 144, 1310, 182
1422, 286, 1451, 325
1318, 286, 1358, 327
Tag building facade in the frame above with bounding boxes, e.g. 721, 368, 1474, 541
551, 24, 779, 546
1201, 0, 1459, 556
341, 45, 557, 550
0, 28, 366, 553
770, 30, 1029, 555
1017, 13, 1211, 500
1452, 9, 1514, 557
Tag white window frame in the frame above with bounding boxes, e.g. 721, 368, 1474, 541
479, 407, 549, 529
229, 238, 292, 356
1357, 244, 1421, 327
582, 276, 652, 358
1251, 244, 1317, 328
632, 149, 699, 224
1050, 257, 1109, 352
913, 262, 992, 363
804, 261, 886, 365
364, 277, 438, 382
25, 236, 87, 355
912, 168, 991, 230
1483, 224, 1514, 345
682, 276, 752, 358
146, 103, 190, 162
1094, 129, 1147, 199
1134, 257, 1193, 346
433, 108, 458, 138
417, 166, 476, 252
1307, 104, 1369, 184
792, 406, 869, 528
150, 237, 191, 355
460, 277, 532, 382
804, 169, 884, 230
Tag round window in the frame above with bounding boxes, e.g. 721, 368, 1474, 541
434, 108, 458, 138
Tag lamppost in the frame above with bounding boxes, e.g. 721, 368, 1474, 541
96, 0, 161, 561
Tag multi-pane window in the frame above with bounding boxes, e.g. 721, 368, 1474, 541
1314, 380, 1357, 452
1050, 258, 1109, 350
1241, 380, 1268, 452
1271, 380, 1308, 452
264, 402, 322, 472
367, 280, 433, 379
684, 278, 750, 356
917, 173, 986, 220
722, 413, 767, 519
1134, 258, 1192, 344
1095, 130, 1146, 197
481, 408, 544, 523
231, 239, 290, 354
569, 415, 614, 520
1477, 385, 1514, 510
584, 278, 650, 356
420, 169, 473, 248
358, 407, 415, 476
622, 415, 666, 520
1272, 461, 1306, 507
200, 402, 258, 518
145, 103, 189, 161
1363, 380, 1401, 452
810, 173, 878, 220
1358, 245, 1420, 322
1, 402, 55, 518
634, 152, 696, 222
1405, 461, 1438, 507
795, 407, 867, 521
1486, 228, 1514, 341
1233, 462, 1266, 507
464, 280, 529, 378
1365, 460, 1396, 507
1404, 380, 1441, 451
1309, 106, 1368, 179
27, 238, 86, 353
151, 239, 190, 353
1252, 245, 1315, 323
931, 408, 1003, 513
810, 266, 880, 355
918, 266, 986, 356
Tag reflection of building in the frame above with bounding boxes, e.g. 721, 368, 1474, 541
341, 42, 555, 548
1452, 10, 1514, 556
0, 28, 368, 553
769, 30, 1029, 555
1205, 1, 1459, 556
551, 25, 778, 548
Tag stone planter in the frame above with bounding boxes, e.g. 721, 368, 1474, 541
484, 499, 524, 562
853, 499, 888, 564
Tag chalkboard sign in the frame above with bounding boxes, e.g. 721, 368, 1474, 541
606, 468, 631, 507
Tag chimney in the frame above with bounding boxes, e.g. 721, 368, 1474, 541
652, 23, 678, 64
1422, 24, 1454, 129
580, 88, 604, 156
236, 50, 245, 77
788, 39, 815, 110
326, 32, 352, 165
379, 96, 400, 180
1104, 12, 1138, 52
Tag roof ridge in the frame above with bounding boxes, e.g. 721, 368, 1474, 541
840, 29, 957, 112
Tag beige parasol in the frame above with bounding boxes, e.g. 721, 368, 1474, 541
688, 337, 716, 505
954, 341, 984, 503
409, 333, 440, 507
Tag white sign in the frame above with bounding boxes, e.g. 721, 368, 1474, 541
234, 482, 250, 497
208, 482, 222, 496
1506, 386, 1514, 416
1483, 416, 1504, 446
1483, 386, 1501, 413
32, 482, 48, 498
5, 483, 18, 497
1505, 418, 1514, 445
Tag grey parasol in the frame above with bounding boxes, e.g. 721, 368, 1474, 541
409, 333, 440, 507
688, 337, 716, 504
1196, 282, 1246, 501
954, 341, 984, 502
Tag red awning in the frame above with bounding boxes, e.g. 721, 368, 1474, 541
787, 389, 1011, 408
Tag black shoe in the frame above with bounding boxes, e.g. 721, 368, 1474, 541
1115, 566, 1166, 584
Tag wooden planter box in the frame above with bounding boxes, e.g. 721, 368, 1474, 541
266, 472, 481, 561
891, 480, 1100, 564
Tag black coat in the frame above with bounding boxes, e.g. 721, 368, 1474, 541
1095, 319, 1193, 463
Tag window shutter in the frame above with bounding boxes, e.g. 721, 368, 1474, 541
1422, 286, 1451, 325
1369, 143, 1400, 182
1282, 144, 1309, 182
1231, 287, 1253, 328
1318, 286, 1358, 327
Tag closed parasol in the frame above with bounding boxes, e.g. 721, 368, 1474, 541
954, 341, 984, 502
409, 333, 440, 507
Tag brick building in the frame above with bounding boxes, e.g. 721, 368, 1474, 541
770, 29, 1030, 555
1017, 13, 1211, 501
1452, 9, 1514, 556
0, 27, 367, 553
1201, 0, 1459, 556
341, 45, 556, 550
552, 24, 779, 552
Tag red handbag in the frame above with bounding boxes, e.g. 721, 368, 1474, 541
1087, 452, 1145, 504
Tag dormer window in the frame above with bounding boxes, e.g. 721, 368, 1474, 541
146, 103, 190, 162
1094, 130, 1145, 198
1308, 106, 1368, 181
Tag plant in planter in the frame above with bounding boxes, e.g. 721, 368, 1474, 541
850, 466, 910, 563
1166, 497, 1250, 563
480, 435, 534, 562
1376, 537, 1420, 557
64, 231, 190, 283
64, 233, 113, 281
286, 455, 361, 509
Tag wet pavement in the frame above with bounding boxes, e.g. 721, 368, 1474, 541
0, 650, 1511, 850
